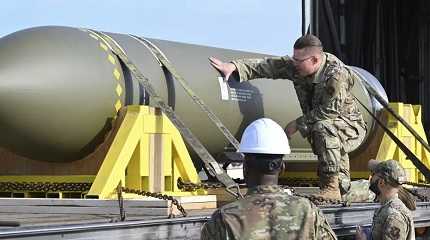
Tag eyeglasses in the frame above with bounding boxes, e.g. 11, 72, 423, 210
292, 56, 313, 63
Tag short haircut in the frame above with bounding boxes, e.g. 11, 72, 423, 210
245, 153, 284, 174
294, 34, 323, 51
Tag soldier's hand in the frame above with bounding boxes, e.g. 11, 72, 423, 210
285, 120, 298, 139
209, 57, 236, 81
355, 225, 367, 240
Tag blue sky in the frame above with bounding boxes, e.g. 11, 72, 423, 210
1, 0, 302, 56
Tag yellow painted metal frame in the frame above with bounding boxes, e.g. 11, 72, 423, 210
87, 105, 204, 199
0, 105, 204, 199
376, 103, 430, 183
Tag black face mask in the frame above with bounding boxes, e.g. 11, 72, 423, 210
369, 178, 381, 196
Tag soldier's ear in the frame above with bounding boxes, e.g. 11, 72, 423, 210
379, 177, 386, 187
311, 56, 318, 64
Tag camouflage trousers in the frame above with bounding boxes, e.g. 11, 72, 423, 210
310, 119, 366, 195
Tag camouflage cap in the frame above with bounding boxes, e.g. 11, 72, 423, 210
368, 159, 407, 184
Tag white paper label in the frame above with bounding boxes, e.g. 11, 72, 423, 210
218, 77, 229, 100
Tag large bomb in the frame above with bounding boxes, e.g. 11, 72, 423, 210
0, 26, 386, 162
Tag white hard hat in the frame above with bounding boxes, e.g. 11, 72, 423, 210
239, 118, 291, 154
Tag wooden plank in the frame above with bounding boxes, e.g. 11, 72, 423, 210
176, 195, 217, 209
153, 134, 164, 192
0, 206, 170, 215
0, 198, 169, 207
0, 195, 219, 213
0, 217, 207, 240
177, 195, 217, 203
180, 202, 216, 210
148, 134, 156, 192
0, 195, 218, 218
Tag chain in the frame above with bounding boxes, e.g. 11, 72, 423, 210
178, 178, 318, 191
121, 187, 187, 217
279, 177, 320, 187
0, 182, 188, 217
0, 182, 92, 192
402, 181, 430, 202
298, 194, 347, 206
405, 188, 430, 202
404, 181, 430, 188
177, 177, 225, 191
117, 184, 126, 221
177, 178, 430, 205
290, 188, 348, 206
178, 178, 347, 206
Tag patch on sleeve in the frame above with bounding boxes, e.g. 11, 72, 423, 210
325, 64, 343, 79
387, 225, 401, 239
325, 64, 346, 97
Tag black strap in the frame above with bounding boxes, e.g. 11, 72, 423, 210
88, 29, 243, 199
129, 35, 240, 150
352, 68, 430, 163
353, 95, 430, 181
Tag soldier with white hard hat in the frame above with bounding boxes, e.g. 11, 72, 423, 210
201, 118, 336, 240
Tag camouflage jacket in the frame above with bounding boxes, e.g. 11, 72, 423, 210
200, 185, 337, 240
232, 52, 366, 138
371, 195, 415, 240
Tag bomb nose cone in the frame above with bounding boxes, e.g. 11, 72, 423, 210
0, 26, 123, 161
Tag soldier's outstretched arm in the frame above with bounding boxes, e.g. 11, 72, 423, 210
209, 56, 294, 82
209, 57, 237, 81
232, 56, 295, 82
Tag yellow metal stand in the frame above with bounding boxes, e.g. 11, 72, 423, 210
86, 105, 204, 199
376, 103, 430, 183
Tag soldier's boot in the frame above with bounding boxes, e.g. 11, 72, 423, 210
314, 175, 341, 201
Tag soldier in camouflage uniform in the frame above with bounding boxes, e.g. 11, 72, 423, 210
356, 159, 415, 240
200, 118, 337, 240
209, 34, 366, 201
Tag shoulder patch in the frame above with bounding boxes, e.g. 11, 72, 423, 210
324, 63, 349, 96
325, 63, 346, 82
387, 225, 401, 239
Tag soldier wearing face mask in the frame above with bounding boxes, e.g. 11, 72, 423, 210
356, 159, 415, 240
